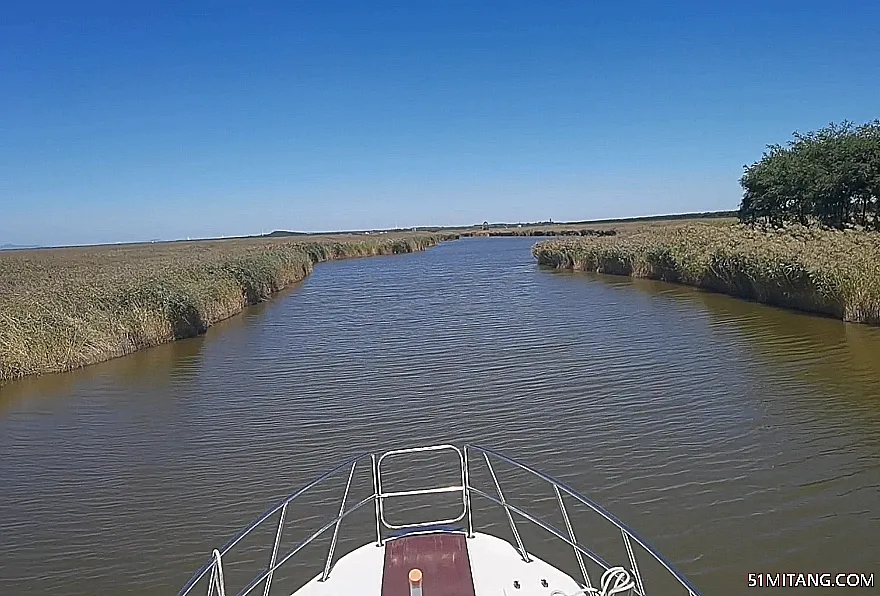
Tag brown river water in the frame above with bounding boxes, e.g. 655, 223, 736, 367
1, 237, 878, 595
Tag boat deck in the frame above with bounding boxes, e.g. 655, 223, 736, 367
382, 534, 475, 596
292, 532, 582, 596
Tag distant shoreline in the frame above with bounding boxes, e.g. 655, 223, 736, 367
264, 210, 739, 237
3, 210, 736, 251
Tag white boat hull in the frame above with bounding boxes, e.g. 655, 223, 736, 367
293, 532, 583, 596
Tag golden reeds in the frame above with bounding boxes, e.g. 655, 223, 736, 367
0, 234, 450, 383
533, 222, 880, 325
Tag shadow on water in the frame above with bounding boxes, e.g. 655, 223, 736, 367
539, 266, 880, 457
0, 337, 205, 415
687, 287, 880, 392
549, 269, 880, 404
0, 283, 302, 416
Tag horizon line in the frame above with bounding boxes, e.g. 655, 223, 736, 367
1, 209, 738, 251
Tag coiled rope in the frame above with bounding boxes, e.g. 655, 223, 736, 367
549, 567, 635, 596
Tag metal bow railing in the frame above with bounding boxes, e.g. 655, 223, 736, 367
177, 444, 702, 596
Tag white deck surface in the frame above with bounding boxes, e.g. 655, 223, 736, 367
292, 532, 583, 596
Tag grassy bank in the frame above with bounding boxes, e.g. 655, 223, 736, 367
533, 222, 880, 325
0, 234, 452, 383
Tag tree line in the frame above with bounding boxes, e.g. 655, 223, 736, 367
739, 120, 880, 229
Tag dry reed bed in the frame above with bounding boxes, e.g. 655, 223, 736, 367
0, 234, 449, 382
532, 222, 880, 325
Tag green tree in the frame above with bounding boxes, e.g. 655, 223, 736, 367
739, 120, 880, 229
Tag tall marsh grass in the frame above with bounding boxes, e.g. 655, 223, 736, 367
0, 234, 449, 382
533, 222, 880, 325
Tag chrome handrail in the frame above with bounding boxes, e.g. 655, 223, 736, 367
179, 444, 703, 596
469, 445, 702, 596
177, 452, 373, 596
376, 444, 468, 530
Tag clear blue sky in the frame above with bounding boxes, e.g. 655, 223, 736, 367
2, 0, 878, 246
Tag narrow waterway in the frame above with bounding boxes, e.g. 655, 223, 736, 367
1, 237, 877, 595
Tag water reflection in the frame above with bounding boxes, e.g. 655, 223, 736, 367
563, 271, 880, 405
0, 334, 205, 415
0, 284, 307, 415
